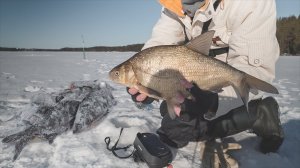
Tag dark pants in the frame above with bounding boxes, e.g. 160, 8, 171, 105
157, 99, 260, 148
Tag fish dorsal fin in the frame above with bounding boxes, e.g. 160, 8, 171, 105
185, 30, 215, 55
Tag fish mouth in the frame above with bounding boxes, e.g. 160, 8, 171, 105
108, 70, 113, 80
108, 68, 118, 81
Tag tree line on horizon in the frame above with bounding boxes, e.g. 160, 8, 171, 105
276, 15, 300, 56
0, 15, 299, 55
0, 44, 144, 52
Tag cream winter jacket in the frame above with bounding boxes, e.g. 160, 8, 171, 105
143, 0, 280, 114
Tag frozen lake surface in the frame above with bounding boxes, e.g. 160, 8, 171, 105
0, 51, 299, 168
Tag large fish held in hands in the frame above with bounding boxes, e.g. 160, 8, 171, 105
109, 31, 279, 119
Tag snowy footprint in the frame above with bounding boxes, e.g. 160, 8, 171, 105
24, 85, 40, 92
49, 134, 99, 167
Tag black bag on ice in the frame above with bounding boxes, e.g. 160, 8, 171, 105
133, 133, 173, 168
105, 129, 173, 168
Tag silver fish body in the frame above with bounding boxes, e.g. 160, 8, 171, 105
109, 31, 278, 119
130, 45, 241, 98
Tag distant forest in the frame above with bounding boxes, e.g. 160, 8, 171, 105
1, 15, 299, 55
0, 44, 144, 52
276, 15, 300, 55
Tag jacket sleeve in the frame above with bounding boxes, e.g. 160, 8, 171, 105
216, 0, 280, 114
142, 8, 187, 50
226, 0, 279, 83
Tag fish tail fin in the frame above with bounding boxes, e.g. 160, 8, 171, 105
233, 73, 279, 111
13, 136, 32, 161
2, 126, 37, 161
2, 126, 36, 143
2, 132, 25, 143
244, 73, 279, 94
2, 130, 32, 161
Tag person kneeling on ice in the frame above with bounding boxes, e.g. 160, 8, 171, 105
127, 0, 284, 164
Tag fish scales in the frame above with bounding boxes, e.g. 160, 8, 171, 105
130, 46, 237, 97
109, 31, 278, 119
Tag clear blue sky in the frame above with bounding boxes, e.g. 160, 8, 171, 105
0, 0, 299, 49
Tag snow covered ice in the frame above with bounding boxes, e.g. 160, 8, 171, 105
0, 51, 299, 168
1, 80, 116, 161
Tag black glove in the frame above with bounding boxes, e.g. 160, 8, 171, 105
157, 84, 219, 148
126, 87, 155, 104
160, 84, 219, 120
182, 84, 219, 120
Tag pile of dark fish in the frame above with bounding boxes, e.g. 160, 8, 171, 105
1, 80, 116, 161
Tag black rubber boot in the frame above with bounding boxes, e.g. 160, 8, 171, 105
208, 97, 284, 153
252, 97, 284, 153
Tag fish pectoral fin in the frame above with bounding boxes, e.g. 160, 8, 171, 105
166, 99, 181, 120
185, 30, 215, 55
165, 92, 187, 119
135, 83, 162, 100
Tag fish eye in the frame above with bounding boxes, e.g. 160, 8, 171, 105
115, 71, 120, 76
